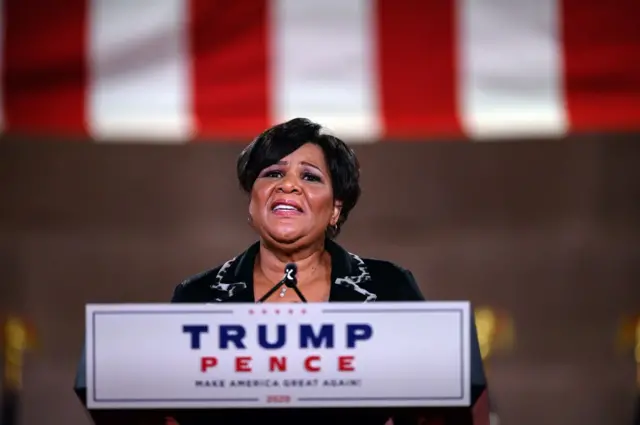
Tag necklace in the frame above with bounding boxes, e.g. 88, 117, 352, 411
279, 286, 287, 297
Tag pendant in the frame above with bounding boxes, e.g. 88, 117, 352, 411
279, 286, 287, 297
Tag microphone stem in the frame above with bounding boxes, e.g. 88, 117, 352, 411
257, 279, 307, 304
290, 285, 307, 303
257, 279, 286, 303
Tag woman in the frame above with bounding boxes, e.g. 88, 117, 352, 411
170, 118, 488, 425
172, 117, 423, 306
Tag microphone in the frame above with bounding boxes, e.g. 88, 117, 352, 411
257, 263, 307, 303
284, 263, 297, 287
283, 263, 306, 302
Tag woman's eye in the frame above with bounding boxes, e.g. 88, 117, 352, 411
263, 170, 283, 178
303, 172, 322, 182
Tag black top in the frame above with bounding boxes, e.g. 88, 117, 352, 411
75, 239, 487, 425
171, 239, 426, 305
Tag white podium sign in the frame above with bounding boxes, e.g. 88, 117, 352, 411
85, 301, 470, 409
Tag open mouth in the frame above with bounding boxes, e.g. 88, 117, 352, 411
271, 199, 303, 214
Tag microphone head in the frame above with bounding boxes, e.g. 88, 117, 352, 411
284, 263, 297, 286
285, 262, 297, 274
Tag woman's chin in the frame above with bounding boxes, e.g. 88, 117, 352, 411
267, 228, 306, 245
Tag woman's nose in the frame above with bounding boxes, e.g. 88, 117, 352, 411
277, 175, 300, 193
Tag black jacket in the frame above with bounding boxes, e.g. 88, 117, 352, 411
172, 239, 425, 304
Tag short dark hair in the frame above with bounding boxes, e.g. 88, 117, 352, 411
237, 118, 361, 239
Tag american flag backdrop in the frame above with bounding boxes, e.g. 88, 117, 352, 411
1, 0, 639, 143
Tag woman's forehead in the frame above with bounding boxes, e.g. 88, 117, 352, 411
271, 143, 328, 168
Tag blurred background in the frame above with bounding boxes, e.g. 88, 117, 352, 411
0, 1, 639, 425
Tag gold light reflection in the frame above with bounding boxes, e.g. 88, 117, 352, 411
617, 315, 640, 386
3, 316, 31, 390
475, 307, 515, 362
635, 318, 640, 386
635, 320, 640, 363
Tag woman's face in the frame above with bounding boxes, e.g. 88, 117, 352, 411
249, 143, 341, 248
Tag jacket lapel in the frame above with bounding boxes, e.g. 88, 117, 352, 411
208, 243, 258, 303
326, 240, 378, 303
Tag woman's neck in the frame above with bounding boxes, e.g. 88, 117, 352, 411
256, 239, 329, 284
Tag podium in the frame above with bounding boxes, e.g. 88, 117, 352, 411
74, 302, 488, 425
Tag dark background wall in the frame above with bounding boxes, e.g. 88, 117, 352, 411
0, 134, 639, 425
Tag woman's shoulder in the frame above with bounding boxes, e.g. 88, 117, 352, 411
359, 256, 412, 276
357, 256, 425, 301
324, 240, 426, 302
171, 243, 258, 303
170, 266, 224, 303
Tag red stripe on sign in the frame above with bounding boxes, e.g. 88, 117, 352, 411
3, 0, 87, 136
190, 0, 270, 141
562, 0, 640, 133
376, 0, 462, 140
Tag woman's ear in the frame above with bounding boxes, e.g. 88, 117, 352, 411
247, 198, 256, 228
330, 200, 343, 226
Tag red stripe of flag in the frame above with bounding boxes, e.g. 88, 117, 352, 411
562, 0, 640, 133
190, 0, 270, 141
3, 0, 87, 137
376, 0, 462, 140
